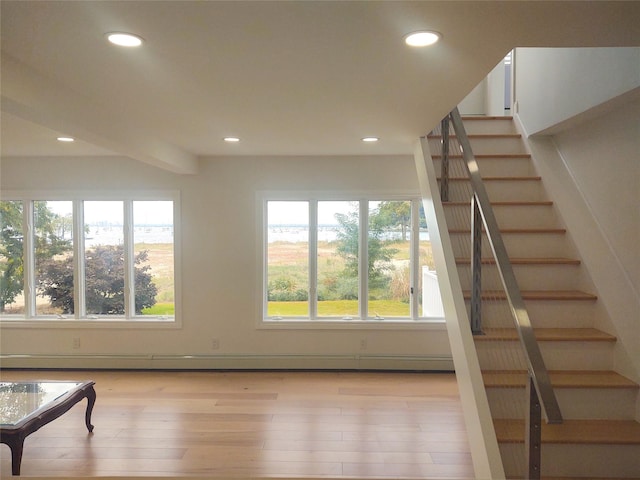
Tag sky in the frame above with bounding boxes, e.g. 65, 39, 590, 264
267, 200, 361, 226
45, 200, 173, 225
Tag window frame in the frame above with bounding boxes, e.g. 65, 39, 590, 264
257, 191, 445, 330
0, 190, 181, 329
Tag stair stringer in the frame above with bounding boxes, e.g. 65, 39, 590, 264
514, 114, 640, 420
414, 137, 506, 479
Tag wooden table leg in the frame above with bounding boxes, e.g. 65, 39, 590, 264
9, 435, 25, 476
84, 385, 96, 433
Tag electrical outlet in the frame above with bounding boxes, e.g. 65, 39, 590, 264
359, 338, 367, 351
211, 338, 220, 350
72, 337, 81, 350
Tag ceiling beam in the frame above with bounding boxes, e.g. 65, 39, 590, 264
1, 53, 198, 175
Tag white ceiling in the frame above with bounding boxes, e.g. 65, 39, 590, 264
1, 1, 639, 174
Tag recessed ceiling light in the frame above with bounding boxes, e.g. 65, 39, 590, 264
106, 32, 144, 47
224, 137, 240, 143
57, 136, 75, 142
404, 31, 441, 47
362, 137, 379, 143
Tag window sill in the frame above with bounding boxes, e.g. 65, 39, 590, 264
0, 316, 179, 329
259, 317, 446, 330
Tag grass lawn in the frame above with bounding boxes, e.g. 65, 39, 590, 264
136, 243, 175, 314
141, 302, 175, 316
133, 239, 432, 318
268, 299, 411, 317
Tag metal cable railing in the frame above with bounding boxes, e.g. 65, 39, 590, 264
435, 107, 563, 479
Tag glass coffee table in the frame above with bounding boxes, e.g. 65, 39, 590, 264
0, 380, 96, 476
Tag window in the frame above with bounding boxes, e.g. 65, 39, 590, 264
263, 196, 439, 322
266, 201, 309, 318
0, 201, 24, 314
0, 194, 177, 322
35, 200, 74, 315
317, 201, 359, 318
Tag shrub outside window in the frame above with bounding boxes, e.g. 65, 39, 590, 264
264, 196, 439, 322
0, 194, 177, 322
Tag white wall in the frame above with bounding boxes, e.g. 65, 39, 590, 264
485, 58, 507, 117
459, 79, 486, 116
514, 47, 640, 385
553, 97, 640, 294
458, 55, 508, 117
515, 47, 640, 135
0, 154, 452, 370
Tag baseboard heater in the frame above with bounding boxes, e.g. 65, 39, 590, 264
0, 354, 454, 371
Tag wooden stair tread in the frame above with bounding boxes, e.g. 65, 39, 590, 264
456, 257, 580, 265
450, 227, 566, 234
483, 370, 637, 389
513, 477, 640, 480
541, 477, 640, 480
444, 200, 553, 206
495, 418, 640, 444
428, 133, 522, 139
432, 153, 531, 159
437, 175, 541, 181
476, 327, 614, 342
461, 116, 514, 120
462, 290, 597, 301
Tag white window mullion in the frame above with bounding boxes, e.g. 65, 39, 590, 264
262, 200, 269, 318
23, 201, 36, 318
73, 200, 86, 318
308, 200, 318, 320
359, 200, 368, 320
410, 200, 420, 320
123, 200, 135, 317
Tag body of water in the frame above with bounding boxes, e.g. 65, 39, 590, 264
82, 225, 429, 246
268, 225, 430, 243
84, 225, 173, 246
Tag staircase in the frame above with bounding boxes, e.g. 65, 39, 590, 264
428, 116, 640, 479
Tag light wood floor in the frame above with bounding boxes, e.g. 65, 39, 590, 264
0, 370, 474, 478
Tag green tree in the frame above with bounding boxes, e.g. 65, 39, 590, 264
334, 208, 398, 296
334, 212, 359, 278
39, 244, 157, 314
1, 201, 73, 312
376, 201, 411, 240
51, 213, 73, 240
0, 201, 25, 311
